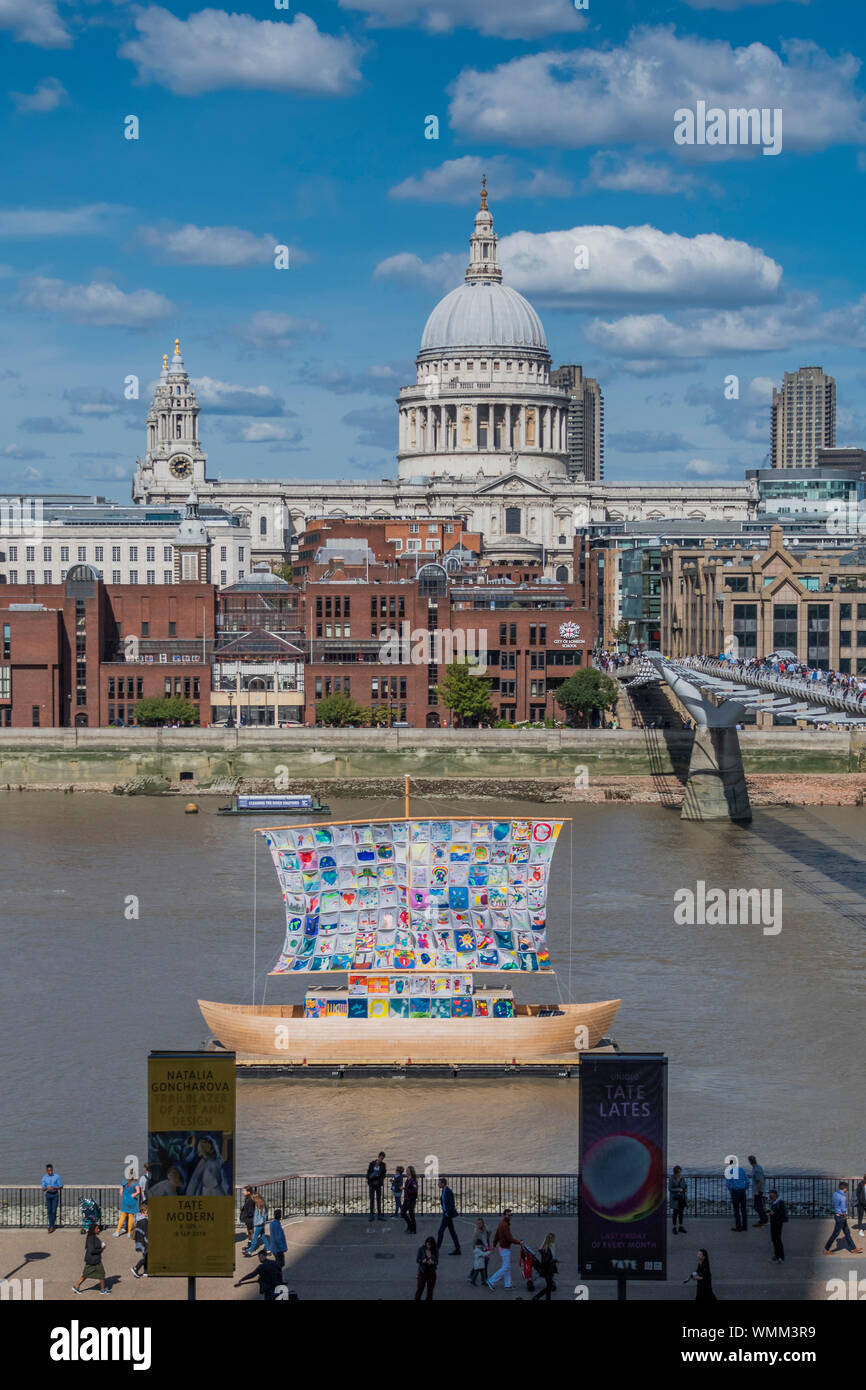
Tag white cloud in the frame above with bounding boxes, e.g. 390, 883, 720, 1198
685, 458, 725, 475
139, 223, 287, 267
18, 416, 82, 434
1, 443, 49, 460
585, 152, 719, 198
236, 311, 327, 350
587, 295, 866, 359
120, 7, 363, 96
191, 376, 288, 417
390, 156, 572, 203
376, 224, 783, 310
0, 204, 122, 237
222, 420, 303, 444
64, 387, 125, 418
10, 76, 68, 113
449, 27, 866, 154
18, 276, 174, 326
338, 0, 586, 39
0, 0, 70, 48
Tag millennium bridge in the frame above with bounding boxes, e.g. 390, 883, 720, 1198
621, 653, 866, 823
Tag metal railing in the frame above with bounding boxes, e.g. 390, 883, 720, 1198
4, 1174, 858, 1227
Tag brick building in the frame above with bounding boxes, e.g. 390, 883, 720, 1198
304, 560, 592, 725
0, 566, 213, 727
294, 516, 481, 579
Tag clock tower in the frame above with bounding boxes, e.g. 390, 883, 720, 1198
133, 339, 207, 501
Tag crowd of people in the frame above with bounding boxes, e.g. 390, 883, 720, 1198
691, 653, 866, 706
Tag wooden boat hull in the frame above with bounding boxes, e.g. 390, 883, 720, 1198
198, 998, 621, 1064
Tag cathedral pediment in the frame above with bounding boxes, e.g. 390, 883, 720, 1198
473, 472, 555, 498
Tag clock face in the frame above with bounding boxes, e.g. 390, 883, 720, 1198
170, 455, 192, 480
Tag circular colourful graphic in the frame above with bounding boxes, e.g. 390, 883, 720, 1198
582, 1134, 665, 1223
533, 822, 553, 842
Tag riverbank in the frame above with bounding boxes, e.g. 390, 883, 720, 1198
0, 726, 863, 800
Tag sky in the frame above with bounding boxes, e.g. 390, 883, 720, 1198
0, 0, 864, 499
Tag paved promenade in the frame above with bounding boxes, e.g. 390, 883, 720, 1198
2, 1216, 862, 1301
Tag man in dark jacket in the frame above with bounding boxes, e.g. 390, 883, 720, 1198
366, 1153, 387, 1221
435, 1176, 461, 1255
768, 1190, 787, 1262
240, 1186, 256, 1246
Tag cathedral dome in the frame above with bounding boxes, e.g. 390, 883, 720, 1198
420, 282, 547, 355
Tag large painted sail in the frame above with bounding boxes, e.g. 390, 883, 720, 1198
260, 818, 563, 975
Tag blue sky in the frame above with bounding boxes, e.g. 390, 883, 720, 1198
0, 0, 864, 497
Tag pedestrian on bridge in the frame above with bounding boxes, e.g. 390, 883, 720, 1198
768, 1190, 787, 1262
748, 1155, 768, 1227
725, 1161, 749, 1232
41, 1163, 62, 1233
823, 1183, 863, 1256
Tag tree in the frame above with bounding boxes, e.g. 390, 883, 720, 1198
612, 619, 631, 646
132, 695, 200, 726
366, 704, 391, 728
315, 692, 366, 727
435, 658, 495, 728
554, 669, 620, 727
271, 562, 293, 582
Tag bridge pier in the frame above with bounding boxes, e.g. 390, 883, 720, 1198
681, 726, 752, 823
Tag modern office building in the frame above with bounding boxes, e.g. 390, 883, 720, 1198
771, 366, 836, 468
549, 364, 604, 481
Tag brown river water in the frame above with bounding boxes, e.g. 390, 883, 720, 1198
0, 791, 864, 1182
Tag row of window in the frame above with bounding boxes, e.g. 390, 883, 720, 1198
4, 570, 241, 586
5, 545, 241, 563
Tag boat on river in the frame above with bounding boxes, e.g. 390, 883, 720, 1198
217, 793, 330, 817
199, 790, 619, 1063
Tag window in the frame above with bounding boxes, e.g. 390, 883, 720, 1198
260, 516, 267, 536
410, 523, 419, 534
26, 570, 35, 584
165, 678, 172, 696
2, 624, 9, 659
32, 705, 40, 727
807, 604, 830, 669
505, 507, 521, 535
220, 570, 227, 586
164, 547, 172, 562
146, 570, 155, 584
129, 570, 138, 584
129, 546, 138, 562
169, 621, 176, 636
26, 546, 35, 562
146, 546, 155, 563
43, 571, 52, 584
8, 571, 17, 583
112, 546, 121, 562
108, 677, 115, 698
238, 548, 244, 561
732, 603, 758, 656
773, 603, 798, 653
94, 546, 103, 562
509, 623, 517, 646
220, 546, 227, 562
8, 546, 17, 561
43, 546, 52, 562
164, 570, 172, 584
112, 570, 122, 584
193, 677, 200, 699
141, 622, 150, 637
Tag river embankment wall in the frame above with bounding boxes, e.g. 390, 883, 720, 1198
0, 726, 864, 793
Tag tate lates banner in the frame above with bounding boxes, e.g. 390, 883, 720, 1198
579, 1053, 668, 1282
147, 1051, 236, 1278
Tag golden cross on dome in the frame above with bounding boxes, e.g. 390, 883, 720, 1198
163, 354, 168, 370
480, 175, 488, 210
175, 338, 180, 355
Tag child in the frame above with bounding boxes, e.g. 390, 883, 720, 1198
469, 1237, 488, 1285
474, 1217, 490, 1279
390, 1166, 405, 1219
269, 1207, 288, 1273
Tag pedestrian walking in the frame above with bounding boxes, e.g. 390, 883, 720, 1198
130, 1204, 149, 1279
725, 1161, 749, 1232
487, 1208, 520, 1290
415, 1237, 438, 1300
855, 1174, 866, 1237
435, 1176, 461, 1255
401, 1165, 418, 1234
768, 1190, 787, 1263
72, 1222, 110, 1295
823, 1182, 863, 1256
246, 1193, 270, 1255
669, 1166, 687, 1234
269, 1208, 287, 1273
114, 1176, 139, 1238
41, 1163, 62, 1233
468, 1238, 488, 1285
240, 1185, 256, 1245
749, 1155, 768, 1227
683, 1248, 716, 1301
366, 1152, 387, 1221
133, 1164, 150, 1209
391, 1166, 405, 1219
530, 1234, 558, 1301
234, 1251, 283, 1300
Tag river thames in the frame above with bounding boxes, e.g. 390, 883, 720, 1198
1, 791, 864, 1181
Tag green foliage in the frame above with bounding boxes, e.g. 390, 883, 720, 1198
315, 692, 367, 727
366, 705, 391, 727
132, 695, 200, 726
271, 562, 293, 582
612, 619, 631, 645
554, 668, 620, 727
434, 659, 496, 728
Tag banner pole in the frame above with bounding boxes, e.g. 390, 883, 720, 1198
188, 1276, 196, 1301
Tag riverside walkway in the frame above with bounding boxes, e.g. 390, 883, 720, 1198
1, 1218, 862, 1302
